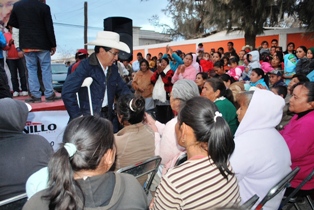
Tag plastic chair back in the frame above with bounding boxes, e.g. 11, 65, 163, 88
241, 194, 259, 209
280, 167, 314, 209
117, 156, 162, 194
255, 167, 300, 210
0, 193, 27, 210
174, 153, 187, 166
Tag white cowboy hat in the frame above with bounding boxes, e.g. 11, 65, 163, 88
86, 31, 130, 53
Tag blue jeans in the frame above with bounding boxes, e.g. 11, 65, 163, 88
24, 51, 53, 98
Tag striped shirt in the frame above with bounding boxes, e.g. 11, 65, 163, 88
152, 157, 240, 209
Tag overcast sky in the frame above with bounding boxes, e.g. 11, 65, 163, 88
47, 0, 171, 59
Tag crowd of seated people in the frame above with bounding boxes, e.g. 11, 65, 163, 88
1, 39, 314, 209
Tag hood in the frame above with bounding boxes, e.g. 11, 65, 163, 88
235, 89, 285, 137
0, 98, 29, 133
248, 50, 260, 62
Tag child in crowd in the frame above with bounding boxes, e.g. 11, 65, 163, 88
199, 52, 213, 73
249, 68, 269, 89
241, 50, 261, 81
227, 57, 243, 81
260, 52, 274, 73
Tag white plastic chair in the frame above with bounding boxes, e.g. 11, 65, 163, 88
76, 77, 93, 116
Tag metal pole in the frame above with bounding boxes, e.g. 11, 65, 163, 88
84, 1, 88, 50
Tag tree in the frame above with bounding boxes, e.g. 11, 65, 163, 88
146, 0, 314, 48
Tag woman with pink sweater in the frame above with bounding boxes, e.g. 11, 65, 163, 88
146, 79, 200, 175
172, 53, 197, 84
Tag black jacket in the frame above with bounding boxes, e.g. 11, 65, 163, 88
8, 0, 56, 50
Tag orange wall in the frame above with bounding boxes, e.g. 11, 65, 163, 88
287, 32, 314, 49
132, 32, 314, 61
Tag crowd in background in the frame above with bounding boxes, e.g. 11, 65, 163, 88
1, 31, 314, 209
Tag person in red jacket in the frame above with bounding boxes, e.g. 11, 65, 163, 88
3, 24, 28, 97
200, 52, 213, 73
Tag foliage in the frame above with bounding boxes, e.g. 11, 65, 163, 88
143, 0, 314, 47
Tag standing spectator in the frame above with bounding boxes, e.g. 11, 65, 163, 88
132, 59, 154, 114
0, 65, 11, 98
271, 39, 278, 47
3, 24, 28, 97
151, 57, 174, 124
196, 42, 204, 53
260, 40, 270, 54
0, 98, 53, 200
172, 53, 197, 83
67, 49, 89, 75
8, 0, 59, 103
132, 52, 143, 72
227, 41, 237, 56
162, 45, 183, 72
61, 31, 131, 132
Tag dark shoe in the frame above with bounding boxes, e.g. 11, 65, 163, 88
25, 96, 42, 103
46, 93, 61, 102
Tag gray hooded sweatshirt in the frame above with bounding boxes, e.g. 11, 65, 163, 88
0, 98, 53, 200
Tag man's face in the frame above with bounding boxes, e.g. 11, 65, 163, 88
271, 41, 278, 47
137, 55, 143, 61
99, 47, 119, 67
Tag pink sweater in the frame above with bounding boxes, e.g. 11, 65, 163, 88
280, 111, 314, 190
172, 65, 197, 84
154, 117, 185, 175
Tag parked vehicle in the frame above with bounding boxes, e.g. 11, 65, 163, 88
51, 63, 68, 93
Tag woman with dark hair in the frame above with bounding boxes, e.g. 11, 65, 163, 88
212, 51, 222, 64
213, 60, 226, 77
201, 78, 238, 134
23, 116, 148, 210
220, 73, 235, 89
283, 42, 296, 56
271, 53, 284, 70
151, 57, 174, 123
280, 82, 314, 195
231, 89, 291, 210
172, 53, 197, 83
132, 59, 154, 114
151, 97, 240, 209
295, 46, 312, 76
146, 79, 200, 176
276, 74, 310, 130
114, 94, 155, 185
195, 72, 208, 93
249, 68, 269, 89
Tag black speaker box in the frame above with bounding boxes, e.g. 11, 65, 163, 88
104, 17, 133, 61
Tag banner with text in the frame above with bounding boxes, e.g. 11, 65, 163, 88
26, 110, 69, 151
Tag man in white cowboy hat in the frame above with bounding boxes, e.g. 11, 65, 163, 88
62, 31, 132, 132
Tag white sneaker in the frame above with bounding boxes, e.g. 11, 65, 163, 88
13, 91, 19, 97
20, 91, 28, 96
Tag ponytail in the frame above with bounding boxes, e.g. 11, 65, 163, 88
178, 97, 235, 179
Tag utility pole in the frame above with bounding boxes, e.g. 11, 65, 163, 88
84, 1, 88, 50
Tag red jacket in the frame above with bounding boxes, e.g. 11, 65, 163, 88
200, 59, 213, 72
151, 70, 174, 95
3, 32, 19, 59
